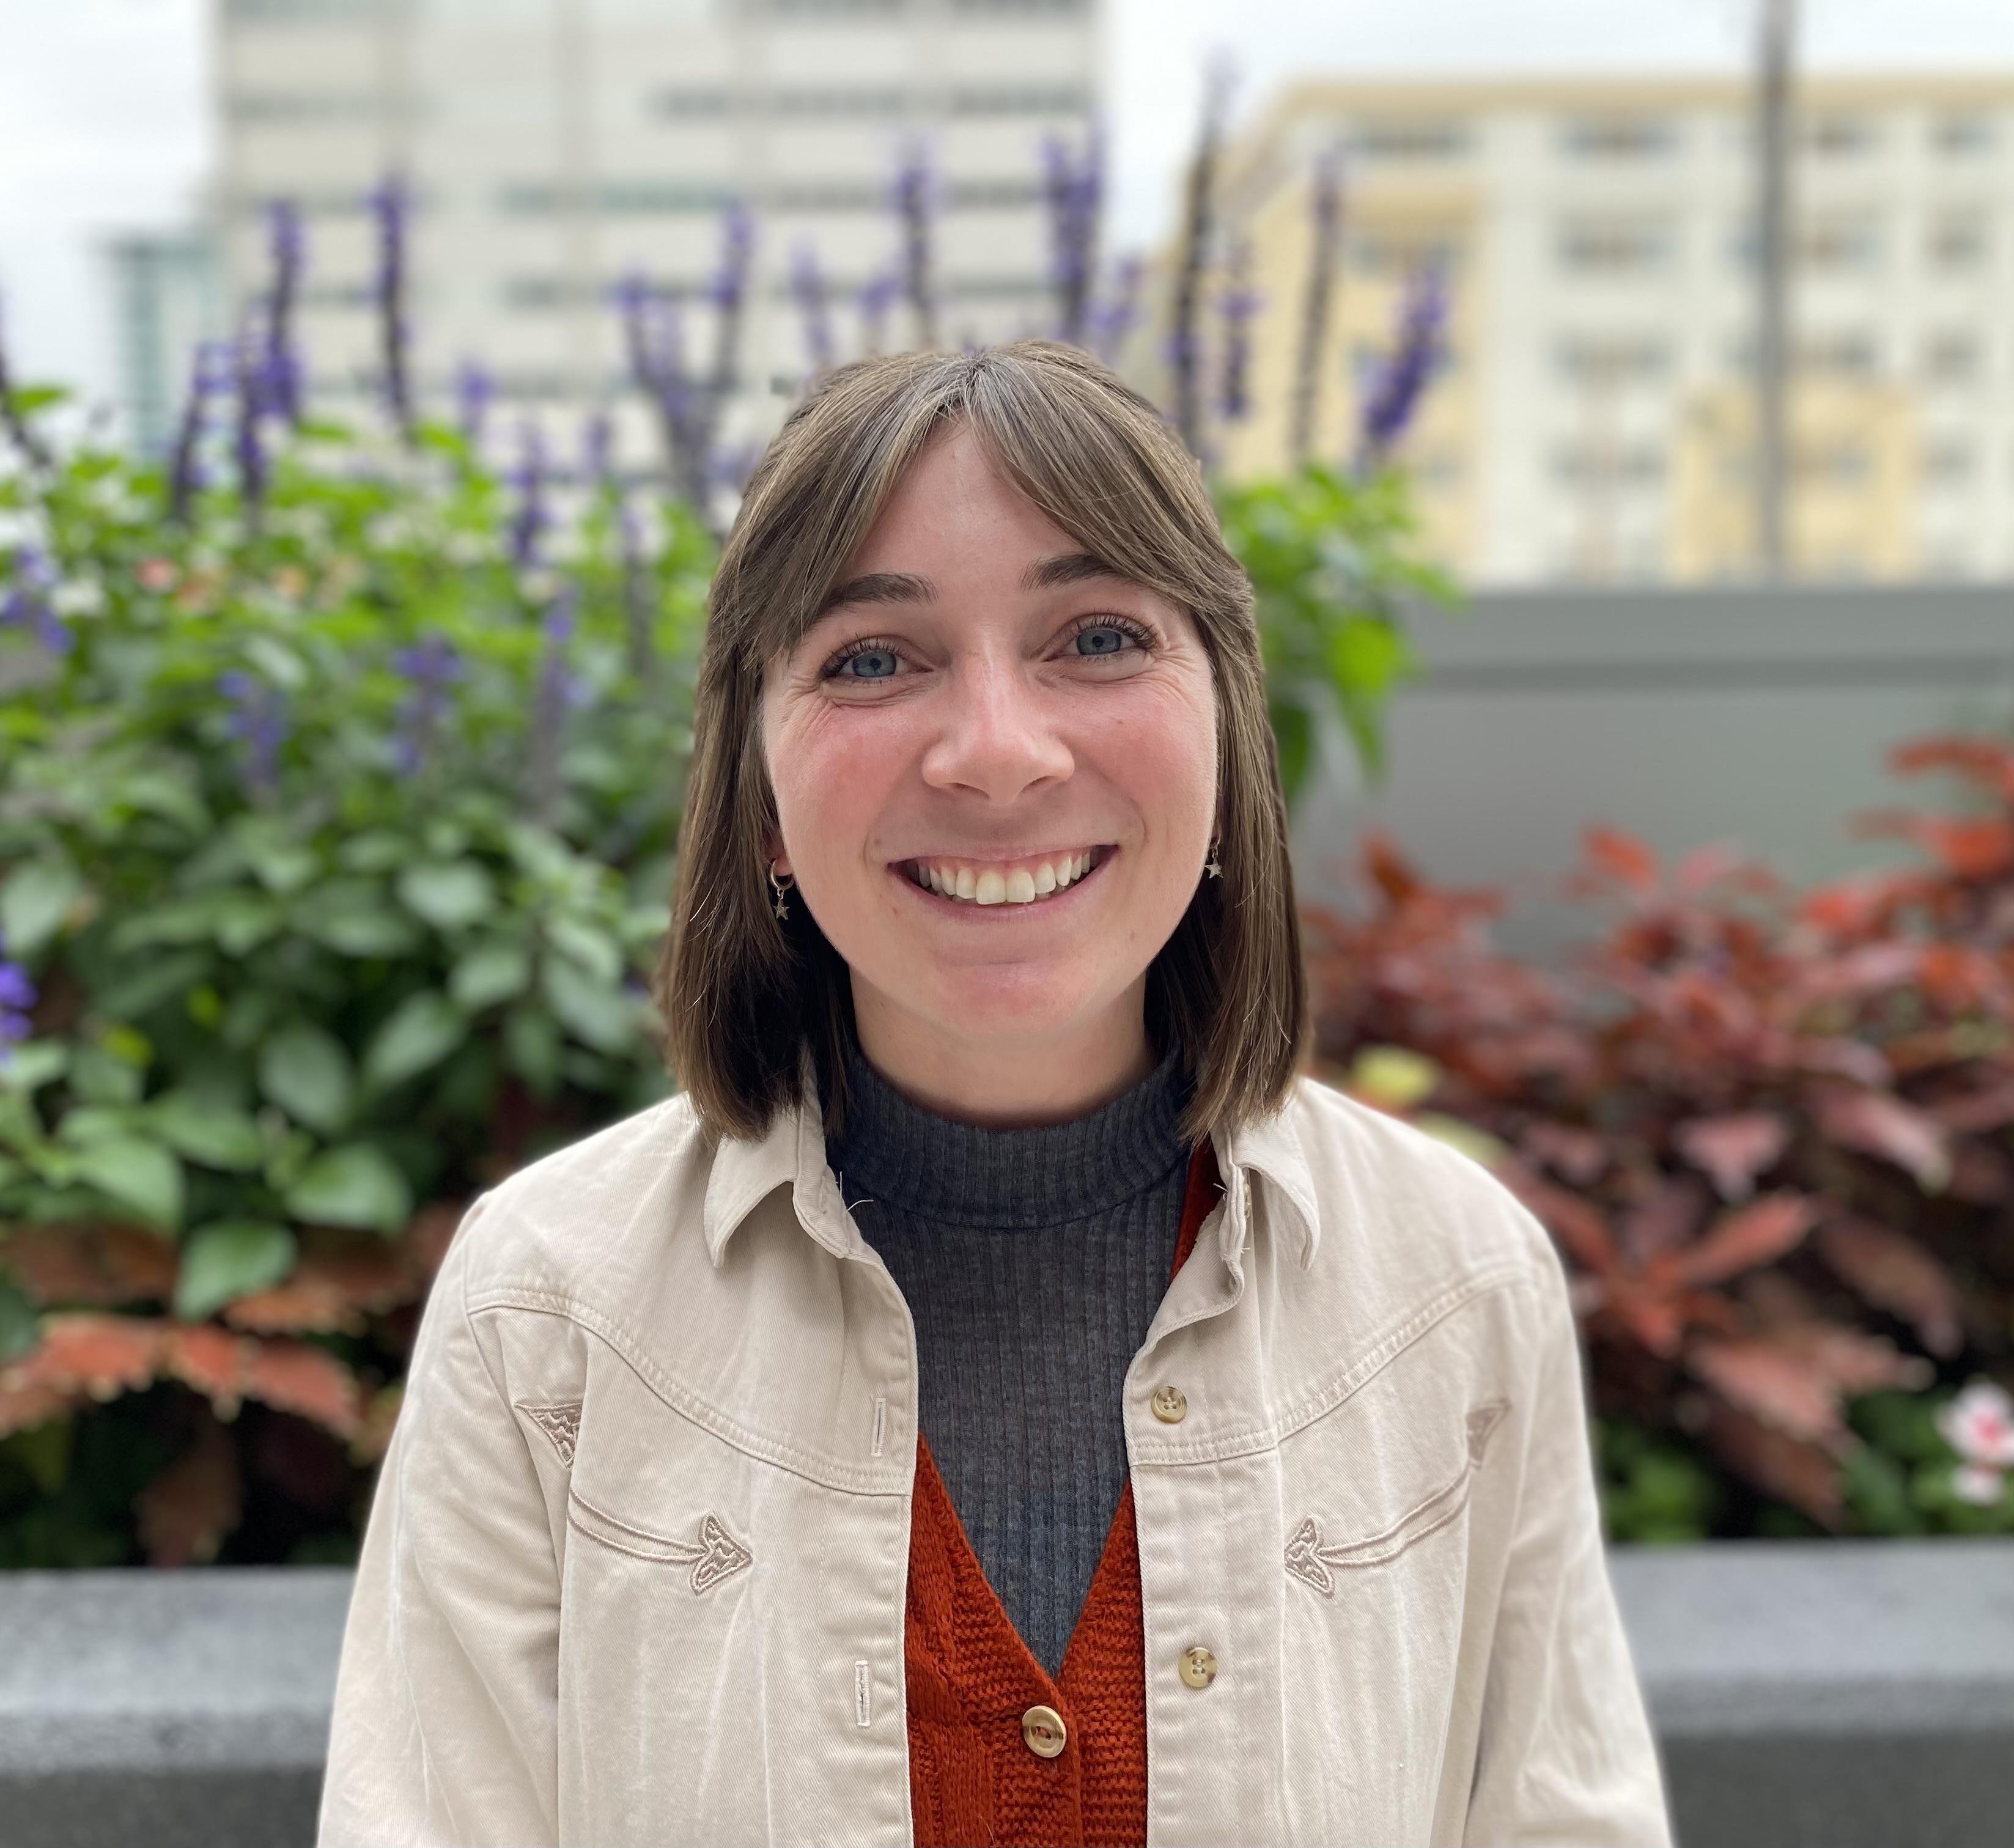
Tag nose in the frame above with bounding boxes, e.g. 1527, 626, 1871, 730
918, 652, 1074, 803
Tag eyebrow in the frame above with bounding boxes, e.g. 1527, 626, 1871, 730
814, 551, 1129, 617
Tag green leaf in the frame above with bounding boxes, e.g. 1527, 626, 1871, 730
71, 1136, 184, 1229
1, 859, 86, 957
213, 892, 286, 956
258, 1022, 355, 1135
449, 940, 533, 1011
285, 1143, 412, 1234
546, 915, 623, 984
296, 883, 423, 958
0, 1267, 40, 1366
56, 1105, 139, 1146
540, 955, 640, 1054
147, 1091, 267, 1172
67, 1044, 145, 1105
361, 990, 467, 1090
396, 860, 496, 931
172, 1220, 297, 1322
0, 1041, 67, 1094
242, 635, 308, 691
92, 948, 209, 1022
503, 1006, 562, 1098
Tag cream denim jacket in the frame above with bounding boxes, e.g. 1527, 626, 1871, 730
318, 1072, 1673, 1848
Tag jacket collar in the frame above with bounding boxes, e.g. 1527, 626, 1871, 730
701, 1050, 1322, 1273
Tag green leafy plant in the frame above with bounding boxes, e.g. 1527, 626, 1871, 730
0, 396, 711, 1564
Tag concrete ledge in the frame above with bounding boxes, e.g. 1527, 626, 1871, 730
1, 1541, 2010, 1847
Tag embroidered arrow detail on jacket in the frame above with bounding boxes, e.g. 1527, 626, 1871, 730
566, 1487, 755, 1595
517, 1399, 583, 1465
1286, 1398, 1511, 1595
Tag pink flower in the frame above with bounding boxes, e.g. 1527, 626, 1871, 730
1936, 1379, 2014, 1468
136, 557, 179, 593
1951, 1463, 2007, 1507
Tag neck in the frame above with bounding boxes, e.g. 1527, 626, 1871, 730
849, 973, 1156, 1129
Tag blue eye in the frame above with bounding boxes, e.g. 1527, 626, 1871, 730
836, 648, 900, 680
1072, 625, 1130, 656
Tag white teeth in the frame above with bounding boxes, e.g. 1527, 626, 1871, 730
912, 851, 1103, 906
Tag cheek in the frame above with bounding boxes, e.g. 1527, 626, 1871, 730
767, 705, 912, 863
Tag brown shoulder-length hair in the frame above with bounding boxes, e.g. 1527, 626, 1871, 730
655, 339, 1307, 1147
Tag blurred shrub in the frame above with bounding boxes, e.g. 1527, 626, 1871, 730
1310, 736, 2014, 1539
0, 402, 710, 1564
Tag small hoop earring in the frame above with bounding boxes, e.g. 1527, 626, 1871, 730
768, 859, 795, 920
1203, 834, 1223, 880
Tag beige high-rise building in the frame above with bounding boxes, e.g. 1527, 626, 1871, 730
1201, 73, 2014, 586
211, 0, 1101, 458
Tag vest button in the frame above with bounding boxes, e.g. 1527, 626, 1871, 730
1020, 1703, 1068, 1759
1179, 1646, 1219, 1689
1151, 1384, 1188, 1424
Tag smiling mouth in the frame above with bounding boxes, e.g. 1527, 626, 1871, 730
896, 845, 1113, 908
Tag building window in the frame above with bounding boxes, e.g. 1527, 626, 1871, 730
1796, 443, 1872, 488
1922, 439, 1977, 485
1346, 120, 1470, 161
1928, 214, 1990, 271
1347, 234, 1463, 277
224, 0, 380, 18
1933, 112, 1997, 155
1922, 331, 1982, 383
1559, 116, 1676, 159
1555, 336, 1670, 381
1558, 219, 1670, 275
1798, 329, 1878, 377
226, 90, 385, 123
647, 83, 1086, 119
1797, 214, 1883, 273
1552, 444, 1666, 485
1803, 113, 1878, 156
499, 177, 1041, 215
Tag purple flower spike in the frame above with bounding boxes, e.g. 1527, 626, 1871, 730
1357, 257, 1449, 471
1087, 254, 1144, 366
581, 408, 615, 489
708, 199, 756, 317
167, 339, 234, 523
263, 200, 307, 425
1, 545, 72, 656
454, 358, 493, 452
507, 419, 550, 571
369, 172, 416, 440
789, 240, 836, 378
891, 139, 940, 349
218, 668, 290, 800
234, 316, 271, 512
0, 937, 37, 1061
528, 589, 588, 818
1041, 122, 1104, 348
389, 632, 463, 777
1216, 240, 1262, 422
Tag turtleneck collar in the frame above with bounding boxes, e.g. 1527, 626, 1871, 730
825, 1032, 1193, 1231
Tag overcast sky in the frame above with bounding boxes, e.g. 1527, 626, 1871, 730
4, 0, 2013, 405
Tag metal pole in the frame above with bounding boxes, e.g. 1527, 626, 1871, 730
1755, 0, 1796, 580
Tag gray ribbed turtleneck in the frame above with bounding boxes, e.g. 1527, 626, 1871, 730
827, 1036, 1193, 1679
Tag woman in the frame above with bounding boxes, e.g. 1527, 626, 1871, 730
319, 342, 1671, 1847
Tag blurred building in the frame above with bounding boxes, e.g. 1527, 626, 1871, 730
210, 0, 1101, 458
1209, 73, 2014, 586
104, 231, 226, 455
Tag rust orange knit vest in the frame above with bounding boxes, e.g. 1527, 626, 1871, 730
902, 1139, 1222, 1848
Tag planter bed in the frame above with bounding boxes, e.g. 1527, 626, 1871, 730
1, 1539, 2010, 1848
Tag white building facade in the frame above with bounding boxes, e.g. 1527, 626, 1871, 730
212, 0, 1102, 460
1217, 75, 2014, 586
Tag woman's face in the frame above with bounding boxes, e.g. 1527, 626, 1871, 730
760, 425, 1218, 1098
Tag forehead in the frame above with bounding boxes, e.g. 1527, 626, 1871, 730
841, 425, 1075, 578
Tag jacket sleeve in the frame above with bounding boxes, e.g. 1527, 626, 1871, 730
318, 1195, 563, 1848
1464, 1234, 1674, 1848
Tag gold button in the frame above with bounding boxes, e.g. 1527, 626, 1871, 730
1178, 1646, 1218, 1689
1151, 1384, 1188, 1424
1021, 1703, 1068, 1759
